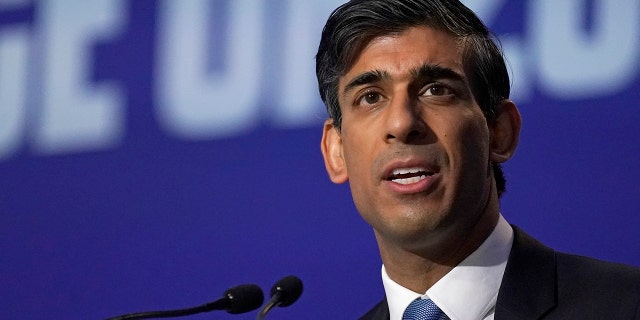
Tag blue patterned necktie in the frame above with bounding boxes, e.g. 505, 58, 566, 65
402, 298, 449, 320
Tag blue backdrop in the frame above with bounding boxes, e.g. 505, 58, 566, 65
1, 1, 639, 319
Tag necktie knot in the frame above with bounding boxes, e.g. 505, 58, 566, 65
402, 298, 448, 320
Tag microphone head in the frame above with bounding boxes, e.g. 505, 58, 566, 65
270, 275, 303, 307
223, 284, 264, 314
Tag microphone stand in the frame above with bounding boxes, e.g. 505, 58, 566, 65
105, 299, 229, 320
104, 284, 264, 320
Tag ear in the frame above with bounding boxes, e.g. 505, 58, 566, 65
321, 119, 349, 184
489, 100, 521, 163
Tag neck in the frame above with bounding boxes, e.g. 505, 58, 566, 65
377, 186, 500, 293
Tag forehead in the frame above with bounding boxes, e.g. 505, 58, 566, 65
340, 26, 464, 88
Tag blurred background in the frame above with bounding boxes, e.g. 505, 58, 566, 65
1, 0, 638, 319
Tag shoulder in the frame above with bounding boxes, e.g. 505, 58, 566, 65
555, 251, 640, 297
511, 225, 640, 293
551, 253, 640, 318
504, 225, 640, 318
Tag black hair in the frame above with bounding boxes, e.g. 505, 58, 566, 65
315, 0, 511, 196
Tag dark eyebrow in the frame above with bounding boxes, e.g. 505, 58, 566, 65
340, 64, 467, 100
411, 64, 467, 84
341, 70, 389, 98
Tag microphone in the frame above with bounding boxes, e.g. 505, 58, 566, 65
104, 284, 264, 320
256, 275, 303, 320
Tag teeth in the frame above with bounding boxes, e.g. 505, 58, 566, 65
392, 167, 425, 175
392, 175, 426, 185
389, 167, 432, 184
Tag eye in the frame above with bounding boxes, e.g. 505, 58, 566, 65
422, 83, 453, 97
364, 92, 381, 104
356, 90, 383, 106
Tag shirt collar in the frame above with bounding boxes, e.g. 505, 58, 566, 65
382, 214, 514, 320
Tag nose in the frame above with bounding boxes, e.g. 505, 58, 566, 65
383, 94, 428, 144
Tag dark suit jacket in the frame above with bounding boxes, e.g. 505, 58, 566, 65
360, 226, 640, 319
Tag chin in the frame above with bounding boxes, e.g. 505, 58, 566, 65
381, 209, 447, 236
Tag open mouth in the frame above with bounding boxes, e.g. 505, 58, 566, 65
386, 167, 435, 185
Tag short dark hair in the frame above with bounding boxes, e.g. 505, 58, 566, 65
315, 0, 511, 196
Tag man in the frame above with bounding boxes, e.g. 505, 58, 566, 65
315, 0, 640, 319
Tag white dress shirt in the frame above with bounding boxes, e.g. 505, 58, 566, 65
382, 214, 514, 320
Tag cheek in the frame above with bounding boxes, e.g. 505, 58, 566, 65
463, 121, 490, 156
344, 157, 377, 224
343, 142, 373, 189
341, 123, 378, 174
457, 121, 492, 187
340, 133, 379, 214
443, 113, 491, 173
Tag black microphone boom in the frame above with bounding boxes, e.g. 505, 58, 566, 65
256, 275, 303, 320
104, 284, 264, 320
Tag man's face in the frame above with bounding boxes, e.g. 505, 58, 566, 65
322, 26, 498, 249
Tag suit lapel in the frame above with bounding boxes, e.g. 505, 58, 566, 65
495, 226, 558, 319
359, 298, 390, 320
